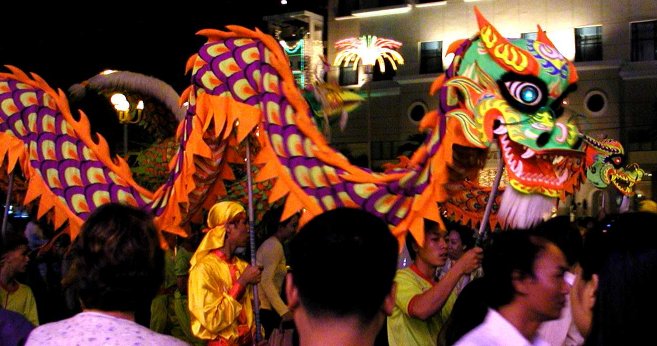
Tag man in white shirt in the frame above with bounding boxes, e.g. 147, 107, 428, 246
454, 230, 570, 346
535, 216, 585, 346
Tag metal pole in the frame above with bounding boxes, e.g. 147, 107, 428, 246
2, 170, 15, 242
245, 138, 262, 342
365, 65, 373, 170
123, 123, 129, 157
476, 151, 504, 246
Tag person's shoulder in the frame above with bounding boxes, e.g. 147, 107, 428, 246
394, 266, 419, 281
16, 282, 36, 296
0, 308, 34, 339
25, 316, 75, 345
257, 236, 275, 251
451, 323, 491, 346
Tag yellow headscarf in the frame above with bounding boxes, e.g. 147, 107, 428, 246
639, 199, 657, 214
189, 201, 245, 269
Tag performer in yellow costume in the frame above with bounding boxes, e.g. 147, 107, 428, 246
188, 201, 262, 345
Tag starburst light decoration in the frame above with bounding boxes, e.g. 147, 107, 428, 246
333, 35, 404, 72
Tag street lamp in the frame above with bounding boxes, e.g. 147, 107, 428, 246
333, 35, 404, 169
110, 93, 144, 157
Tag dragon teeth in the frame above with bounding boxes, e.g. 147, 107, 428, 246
552, 155, 564, 165
494, 124, 508, 135
521, 147, 535, 159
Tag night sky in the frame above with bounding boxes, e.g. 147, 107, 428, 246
1, 1, 326, 93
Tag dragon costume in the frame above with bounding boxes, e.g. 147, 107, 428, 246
0, 8, 642, 246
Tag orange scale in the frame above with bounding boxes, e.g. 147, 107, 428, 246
87, 167, 108, 184
46, 169, 62, 189
268, 81, 278, 93
303, 139, 315, 157
234, 39, 251, 46
40, 141, 56, 160
64, 167, 83, 186
72, 194, 90, 213
229, 63, 241, 73
338, 191, 353, 204
44, 121, 55, 133
1, 99, 18, 115
293, 166, 312, 187
309, 166, 328, 187
14, 121, 27, 136
373, 194, 397, 214
63, 144, 78, 160
60, 122, 73, 136
43, 95, 55, 109
354, 183, 378, 198
239, 47, 260, 64
92, 191, 111, 206
118, 190, 138, 206
271, 134, 286, 157
286, 134, 304, 156
324, 167, 341, 185
240, 85, 255, 96
394, 199, 412, 219
19, 92, 37, 106
321, 195, 337, 209
208, 44, 229, 56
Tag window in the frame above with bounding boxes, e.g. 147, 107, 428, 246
521, 32, 537, 40
361, 0, 406, 9
631, 20, 657, 61
575, 26, 603, 62
419, 41, 443, 74
416, 0, 446, 6
339, 62, 359, 86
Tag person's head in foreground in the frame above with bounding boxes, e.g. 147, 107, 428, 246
286, 207, 398, 346
572, 211, 657, 346
64, 202, 164, 315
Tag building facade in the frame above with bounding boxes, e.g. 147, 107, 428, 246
323, 0, 657, 214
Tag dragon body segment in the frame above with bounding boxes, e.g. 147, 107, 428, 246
191, 27, 449, 244
0, 68, 154, 238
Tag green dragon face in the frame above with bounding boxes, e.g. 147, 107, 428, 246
584, 136, 645, 195
443, 8, 584, 199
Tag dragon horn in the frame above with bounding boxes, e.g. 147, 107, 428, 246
535, 25, 556, 48
474, 6, 539, 76
535, 24, 579, 84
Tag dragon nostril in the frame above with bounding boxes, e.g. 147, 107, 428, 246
536, 132, 550, 147
493, 119, 501, 129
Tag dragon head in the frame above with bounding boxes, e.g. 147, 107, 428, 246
584, 135, 645, 195
435, 8, 585, 228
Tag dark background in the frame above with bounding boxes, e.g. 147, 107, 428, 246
0, 1, 327, 93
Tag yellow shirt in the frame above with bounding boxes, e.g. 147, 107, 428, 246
188, 251, 254, 344
255, 236, 289, 316
1, 282, 39, 326
387, 266, 457, 346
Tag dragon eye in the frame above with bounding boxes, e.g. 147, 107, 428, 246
608, 154, 624, 168
504, 81, 542, 106
612, 157, 622, 166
